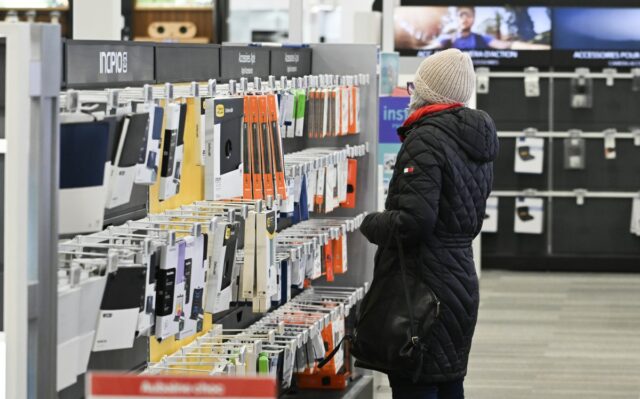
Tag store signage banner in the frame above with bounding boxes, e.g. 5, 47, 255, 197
270, 47, 311, 78
220, 47, 270, 80
86, 373, 276, 399
379, 96, 408, 144
378, 96, 409, 202
64, 41, 155, 88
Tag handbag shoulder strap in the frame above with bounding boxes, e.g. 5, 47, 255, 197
395, 234, 418, 340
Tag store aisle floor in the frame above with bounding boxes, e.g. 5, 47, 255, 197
373, 270, 640, 399
466, 270, 640, 399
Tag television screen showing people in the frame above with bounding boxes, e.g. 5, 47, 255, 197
394, 6, 551, 52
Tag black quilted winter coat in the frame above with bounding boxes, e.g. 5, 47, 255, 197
359, 105, 498, 383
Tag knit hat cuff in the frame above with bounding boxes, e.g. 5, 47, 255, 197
414, 73, 463, 105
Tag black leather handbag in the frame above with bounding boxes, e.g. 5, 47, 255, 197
350, 233, 440, 382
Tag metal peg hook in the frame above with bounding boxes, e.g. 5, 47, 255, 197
268, 75, 276, 91
254, 77, 262, 92
574, 189, 587, 206
164, 83, 174, 101
107, 89, 120, 109
229, 79, 238, 95
190, 81, 200, 98
65, 90, 79, 113
208, 79, 217, 97
280, 76, 288, 90
143, 84, 153, 103
239, 77, 248, 93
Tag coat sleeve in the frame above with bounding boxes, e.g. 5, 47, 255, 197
360, 137, 442, 246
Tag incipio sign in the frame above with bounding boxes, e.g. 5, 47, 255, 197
64, 40, 154, 88
99, 51, 128, 74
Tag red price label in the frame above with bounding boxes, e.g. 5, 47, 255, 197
87, 373, 276, 398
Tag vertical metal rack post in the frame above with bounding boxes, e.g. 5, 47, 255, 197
1, 22, 61, 399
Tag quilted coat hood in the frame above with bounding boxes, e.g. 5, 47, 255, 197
401, 107, 499, 163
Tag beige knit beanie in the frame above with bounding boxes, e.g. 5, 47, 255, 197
414, 49, 475, 105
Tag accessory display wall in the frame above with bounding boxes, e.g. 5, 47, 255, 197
478, 74, 640, 271
54, 41, 377, 398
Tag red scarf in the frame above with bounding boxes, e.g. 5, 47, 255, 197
399, 103, 463, 142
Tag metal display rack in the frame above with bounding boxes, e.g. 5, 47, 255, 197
2, 28, 379, 398
477, 67, 640, 272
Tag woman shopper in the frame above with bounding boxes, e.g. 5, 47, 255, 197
356, 49, 498, 398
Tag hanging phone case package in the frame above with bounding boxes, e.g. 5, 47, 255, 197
135, 104, 164, 185
514, 137, 545, 174
57, 273, 108, 391
59, 121, 111, 234
197, 97, 206, 166
294, 90, 306, 138
57, 285, 81, 390
258, 95, 276, 199
254, 210, 277, 313
204, 97, 244, 200
280, 91, 296, 138
159, 103, 186, 200
155, 240, 181, 340
241, 211, 257, 300
563, 137, 586, 170
481, 197, 499, 233
514, 197, 544, 234
106, 113, 150, 209
176, 235, 206, 340
93, 267, 146, 351
267, 94, 287, 200
136, 246, 161, 336
205, 220, 239, 314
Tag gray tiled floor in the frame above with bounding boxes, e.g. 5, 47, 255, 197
466, 271, 640, 399
374, 271, 640, 399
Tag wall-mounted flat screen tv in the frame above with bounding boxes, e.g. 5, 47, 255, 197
394, 5, 552, 67
553, 7, 640, 68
